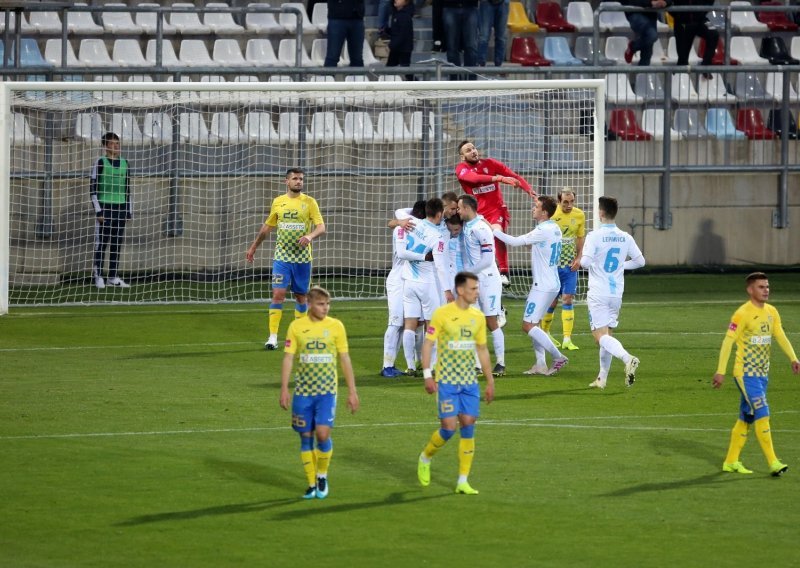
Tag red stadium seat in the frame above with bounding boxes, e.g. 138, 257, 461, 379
608, 109, 652, 141
699, 38, 740, 65
535, 2, 576, 32
509, 37, 551, 66
736, 108, 776, 140
756, 1, 798, 31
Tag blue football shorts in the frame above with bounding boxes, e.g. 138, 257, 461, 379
436, 382, 481, 419
558, 266, 578, 296
291, 393, 337, 433
272, 260, 311, 294
735, 375, 770, 422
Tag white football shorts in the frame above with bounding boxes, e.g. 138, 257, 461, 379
587, 294, 622, 330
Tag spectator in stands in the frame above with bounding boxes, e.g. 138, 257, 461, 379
442, 0, 479, 73
670, 0, 718, 76
477, 0, 509, 67
622, 0, 668, 66
387, 0, 415, 78
432, 0, 446, 52
325, 0, 365, 67
91, 132, 132, 289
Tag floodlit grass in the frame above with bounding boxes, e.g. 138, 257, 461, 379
1, 274, 799, 567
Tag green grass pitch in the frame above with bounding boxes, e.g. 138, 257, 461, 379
1, 273, 799, 567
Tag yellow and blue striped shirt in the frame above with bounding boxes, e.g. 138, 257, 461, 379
265, 193, 324, 263
426, 302, 487, 386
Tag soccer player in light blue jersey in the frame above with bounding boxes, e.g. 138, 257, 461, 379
579, 196, 645, 389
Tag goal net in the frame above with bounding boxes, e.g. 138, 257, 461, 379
0, 79, 604, 314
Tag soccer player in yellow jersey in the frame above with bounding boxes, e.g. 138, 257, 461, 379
713, 272, 800, 476
541, 188, 585, 351
280, 286, 359, 499
246, 168, 326, 350
417, 271, 495, 495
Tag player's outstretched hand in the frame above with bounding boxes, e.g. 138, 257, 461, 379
245, 247, 256, 264
424, 377, 437, 394
347, 392, 360, 414
498, 176, 519, 187
399, 218, 416, 231
484, 382, 495, 404
298, 235, 312, 248
712, 373, 725, 389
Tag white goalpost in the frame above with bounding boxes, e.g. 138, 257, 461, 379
0, 78, 604, 314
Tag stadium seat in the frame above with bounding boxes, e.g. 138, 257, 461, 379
376, 111, 412, 142
136, 4, 177, 34
11, 113, 42, 146
311, 38, 347, 66
343, 111, 377, 143
279, 3, 319, 34
766, 108, 800, 139
410, 111, 450, 141
102, 3, 143, 33
213, 39, 251, 67
113, 40, 149, 67
697, 73, 737, 103
308, 112, 345, 143
277, 39, 313, 66
211, 112, 246, 144
127, 75, 163, 103
91, 75, 124, 103
245, 38, 283, 66
143, 112, 173, 145
312, 2, 329, 33
66, 4, 104, 34
671, 73, 700, 103
730, 0, 770, 32
170, 3, 211, 34
566, 2, 594, 32
277, 112, 301, 143
74, 112, 104, 144
730, 36, 769, 65
26, 11, 63, 34
18, 39, 50, 68
651, 40, 669, 65
641, 109, 683, 140
734, 72, 770, 101
244, 112, 281, 144
574, 36, 615, 65
362, 39, 381, 66
764, 72, 800, 102
78, 39, 114, 67
608, 109, 652, 140
543, 37, 582, 65
507, 2, 540, 33
705, 108, 746, 138
699, 38, 740, 65
179, 39, 215, 67
756, 1, 799, 31
605, 36, 636, 65
705, 9, 727, 30
535, 2, 576, 32
634, 73, 665, 102
44, 39, 82, 67
792, 36, 800, 61
205, 3, 245, 33
146, 39, 181, 67
245, 3, 284, 34
509, 37, 551, 67
605, 73, 643, 104
179, 113, 218, 145
271, 75, 301, 106
111, 113, 145, 145
673, 108, 708, 138
666, 36, 701, 65
759, 36, 799, 65
736, 107, 775, 139
598, 2, 630, 32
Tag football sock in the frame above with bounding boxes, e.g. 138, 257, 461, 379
562, 304, 574, 339
529, 326, 562, 358
724, 419, 749, 464
315, 438, 333, 476
402, 329, 417, 369
541, 308, 555, 333
754, 417, 778, 465
598, 334, 629, 362
268, 303, 283, 335
294, 302, 308, 319
598, 347, 612, 380
458, 424, 475, 478
383, 325, 402, 368
491, 328, 505, 366
300, 436, 316, 487
422, 428, 454, 460
415, 326, 425, 364
535, 345, 546, 367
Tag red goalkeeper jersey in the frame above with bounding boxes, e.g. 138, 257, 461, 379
455, 158, 533, 221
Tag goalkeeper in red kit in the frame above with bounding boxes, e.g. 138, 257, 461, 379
455, 140, 536, 286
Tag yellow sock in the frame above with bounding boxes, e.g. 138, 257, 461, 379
562, 306, 574, 338
300, 450, 316, 487
754, 417, 778, 465
315, 448, 333, 476
542, 310, 554, 333
458, 437, 475, 477
724, 419, 750, 464
422, 430, 447, 459
268, 308, 282, 335
294, 309, 307, 319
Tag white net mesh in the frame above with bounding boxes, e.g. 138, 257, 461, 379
3, 79, 602, 308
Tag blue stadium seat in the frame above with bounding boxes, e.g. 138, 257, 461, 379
705, 108, 747, 139
543, 37, 583, 66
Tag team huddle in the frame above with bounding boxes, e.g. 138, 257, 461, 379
246, 144, 800, 500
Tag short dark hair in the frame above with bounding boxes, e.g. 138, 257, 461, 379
598, 196, 618, 220
746, 272, 768, 285
426, 197, 444, 218
411, 200, 427, 219
538, 195, 558, 217
102, 132, 120, 146
458, 194, 478, 213
454, 271, 479, 289
285, 167, 305, 178
445, 214, 463, 227
441, 191, 459, 204
457, 140, 473, 154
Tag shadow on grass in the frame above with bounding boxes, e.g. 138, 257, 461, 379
648, 434, 722, 467
270, 491, 451, 521
599, 472, 744, 497
493, 387, 624, 402
121, 348, 256, 359
205, 457, 298, 489
116, 497, 299, 526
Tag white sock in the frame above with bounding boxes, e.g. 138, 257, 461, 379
491, 328, 505, 366
535, 345, 546, 367
599, 335, 630, 363
383, 325, 402, 368
598, 346, 612, 380
402, 329, 417, 369
415, 325, 425, 364
529, 326, 563, 358
457, 474, 468, 484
